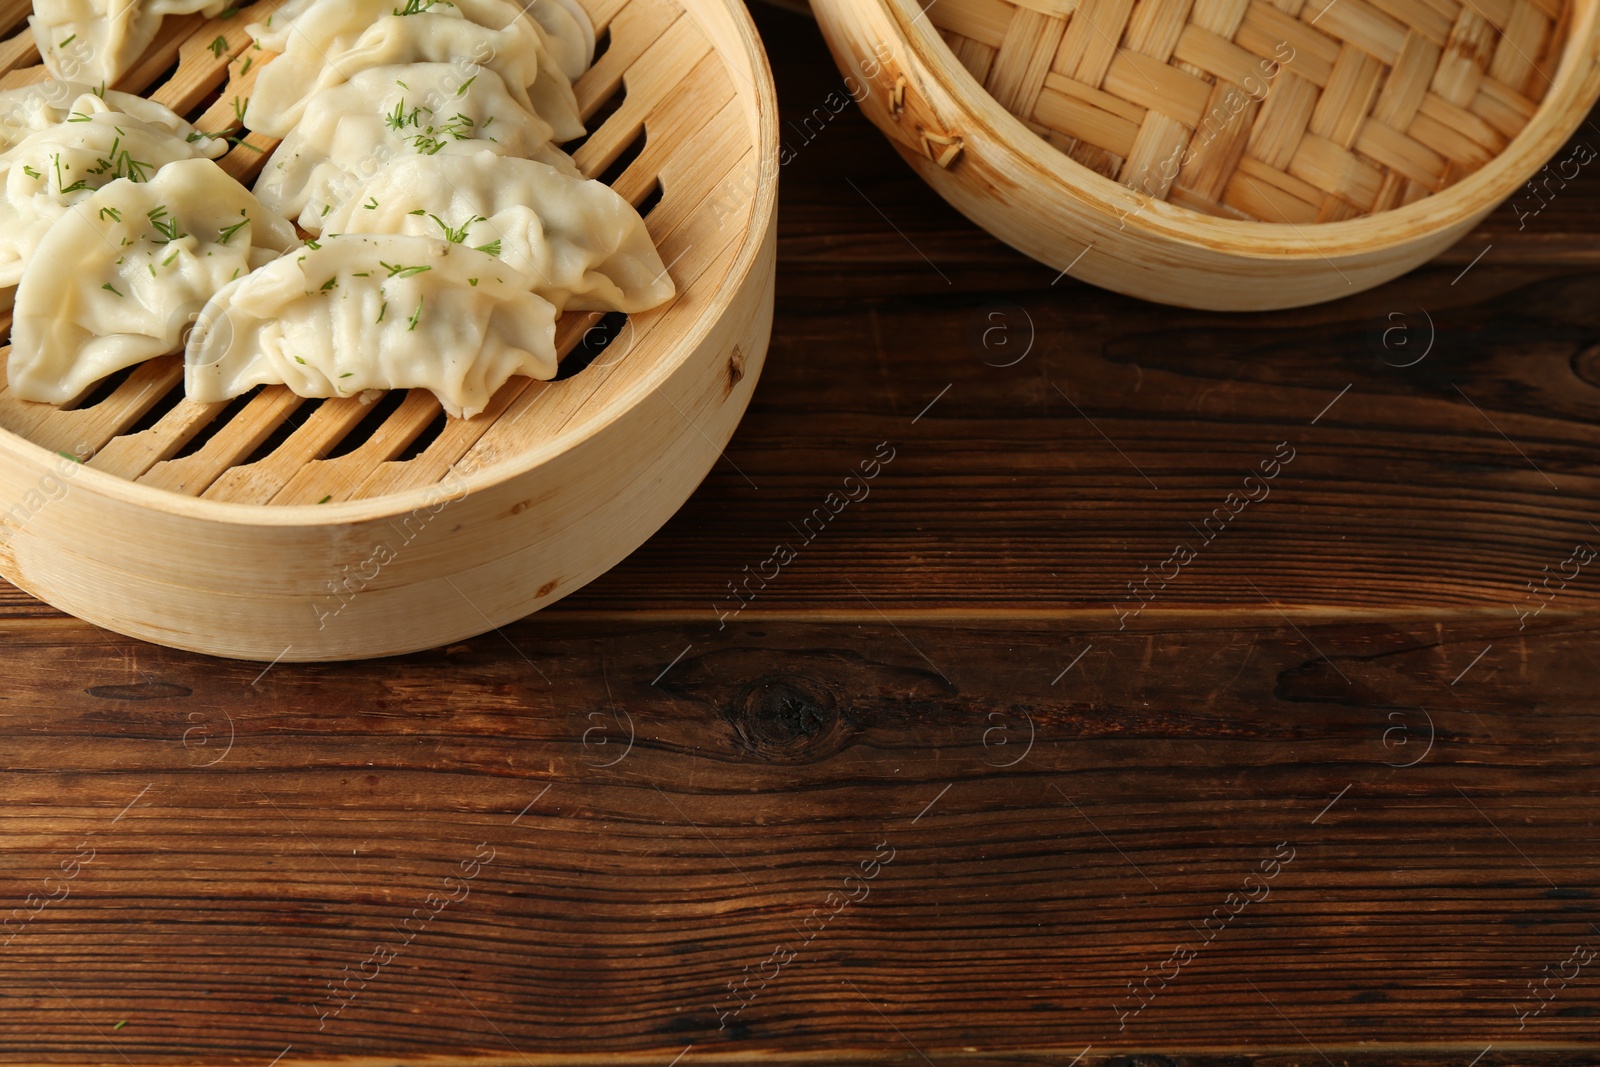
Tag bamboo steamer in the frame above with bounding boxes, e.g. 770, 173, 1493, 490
0, 0, 778, 661
809, 0, 1600, 309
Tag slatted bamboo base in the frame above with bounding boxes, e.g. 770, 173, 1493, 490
0, 0, 778, 659
811, 0, 1600, 307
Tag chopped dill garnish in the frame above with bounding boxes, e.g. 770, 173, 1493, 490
208, 35, 228, 58
102, 282, 123, 296
99, 206, 122, 222
147, 205, 187, 243
429, 213, 484, 244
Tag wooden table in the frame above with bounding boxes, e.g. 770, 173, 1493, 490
4, 3, 1600, 1062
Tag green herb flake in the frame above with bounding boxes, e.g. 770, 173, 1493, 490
472, 239, 500, 256
101, 282, 123, 296
320, 277, 337, 291
379, 261, 431, 278
57, 450, 83, 463
406, 299, 423, 331
58, 34, 76, 47
21, 165, 40, 179
467, 277, 478, 286
147, 204, 187, 244
208, 34, 228, 58
376, 300, 387, 323
363, 197, 379, 210
317, 494, 332, 504
216, 217, 249, 244
99, 206, 122, 222
66, 110, 91, 122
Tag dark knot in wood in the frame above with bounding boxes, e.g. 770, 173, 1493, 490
725, 675, 849, 763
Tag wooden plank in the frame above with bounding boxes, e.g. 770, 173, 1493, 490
0, 616, 1597, 1055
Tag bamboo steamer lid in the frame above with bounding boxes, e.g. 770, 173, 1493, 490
809, 0, 1600, 309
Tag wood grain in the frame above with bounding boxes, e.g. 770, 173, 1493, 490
0, 614, 1597, 1058
1, 2, 1599, 1060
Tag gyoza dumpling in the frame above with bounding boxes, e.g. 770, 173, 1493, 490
31, 0, 230, 87
255, 0, 524, 49
323, 151, 674, 313
245, 5, 583, 142
255, 0, 591, 77
0, 104, 227, 291
0, 81, 220, 154
186, 234, 558, 418
252, 63, 572, 229
525, 0, 594, 82
8, 159, 299, 405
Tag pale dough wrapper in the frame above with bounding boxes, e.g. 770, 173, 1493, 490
186, 233, 559, 419
8, 158, 299, 405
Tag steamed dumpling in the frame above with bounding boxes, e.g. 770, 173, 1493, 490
252, 63, 572, 229
525, 0, 594, 82
322, 151, 674, 313
0, 81, 220, 154
31, 0, 230, 87
0, 104, 226, 290
255, 0, 591, 78
245, 6, 583, 142
186, 234, 558, 418
8, 159, 299, 404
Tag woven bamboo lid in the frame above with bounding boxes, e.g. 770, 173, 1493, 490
923, 0, 1572, 221
811, 0, 1599, 306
